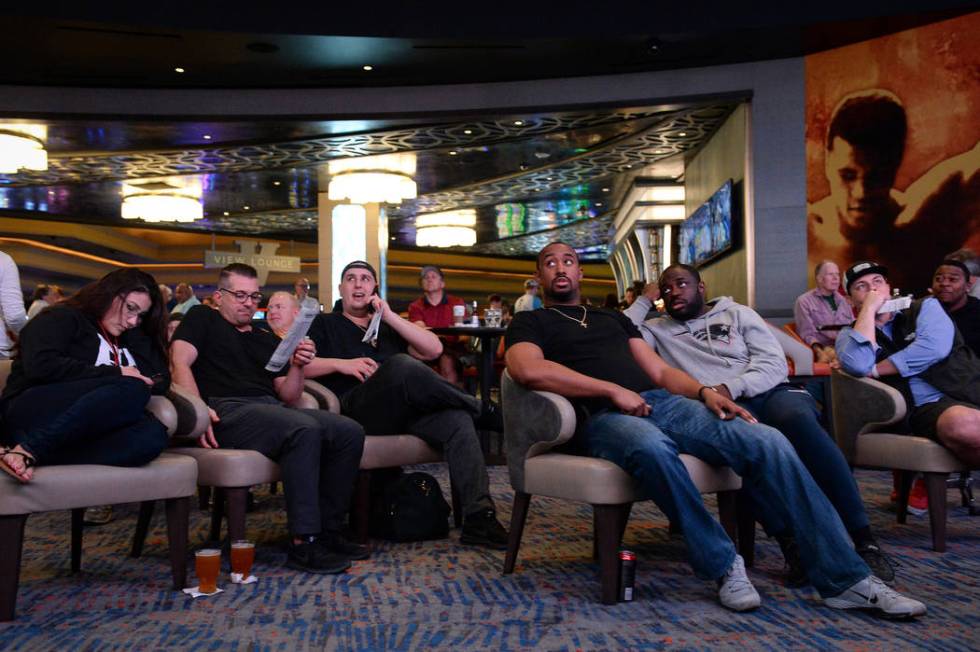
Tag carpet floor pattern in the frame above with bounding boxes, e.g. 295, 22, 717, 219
1, 466, 978, 651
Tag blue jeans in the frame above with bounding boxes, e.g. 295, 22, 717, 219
738, 385, 870, 537
582, 389, 868, 597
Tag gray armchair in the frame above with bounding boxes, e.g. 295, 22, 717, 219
500, 370, 743, 604
830, 370, 973, 551
0, 361, 196, 621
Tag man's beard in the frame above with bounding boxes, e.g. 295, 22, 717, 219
544, 283, 577, 303
667, 295, 704, 321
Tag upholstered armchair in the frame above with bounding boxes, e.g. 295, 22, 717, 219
500, 370, 743, 604
830, 370, 974, 551
0, 361, 196, 621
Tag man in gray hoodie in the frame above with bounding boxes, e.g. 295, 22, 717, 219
625, 263, 894, 584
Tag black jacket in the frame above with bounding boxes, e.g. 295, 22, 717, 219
2, 305, 170, 401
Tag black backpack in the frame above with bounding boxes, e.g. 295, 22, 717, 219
369, 471, 451, 542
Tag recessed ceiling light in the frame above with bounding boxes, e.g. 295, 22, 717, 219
243, 205, 250, 210
363, 65, 373, 71
203, 134, 212, 140
678, 132, 687, 137
174, 67, 185, 73
602, 187, 610, 192
596, 202, 603, 207
273, 180, 281, 186
513, 120, 524, 126
223, 211, 229, 216
449, 150, 458, 156
626, 164, 633, 168
463, 129, 472, 135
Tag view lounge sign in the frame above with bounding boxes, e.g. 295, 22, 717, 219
204, 240, 301, 285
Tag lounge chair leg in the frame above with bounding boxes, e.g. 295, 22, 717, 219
350, 471, 371, 544
131, 501, 156, 558
924, 472, 949, 553
70, 508, 84, 573
225, 488, 249, 543
594, 503, 631, 605
209, 488, 225, 542
0, 514, 28, 621
503, 492, 531, 574
735, 489, 756, 567
896, 471, 915, 525
451, 480, 462, 528
198, 485, 211, 511
165, 497, 190, 590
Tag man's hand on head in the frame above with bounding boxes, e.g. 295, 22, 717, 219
642, 282, 661, 302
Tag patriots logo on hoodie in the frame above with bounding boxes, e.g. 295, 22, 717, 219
689, 323, 732, 345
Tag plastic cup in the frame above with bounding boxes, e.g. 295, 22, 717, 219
452, 304, 465, 326
195, 548, 221, 594
230, 540, 255, 579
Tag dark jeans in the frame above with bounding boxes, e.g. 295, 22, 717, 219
738, 384, 870, 538
2, 376, 167, 467
339, 353, 493, 517
583, 389, 868, 597
211, 396, 364, 537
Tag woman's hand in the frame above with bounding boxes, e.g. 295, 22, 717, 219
120, 366, 153, 385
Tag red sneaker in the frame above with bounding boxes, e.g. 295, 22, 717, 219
907, 478, 929, 516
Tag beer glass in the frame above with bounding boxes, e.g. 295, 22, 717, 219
195, 548, 221, 594
230, 540, 255, 579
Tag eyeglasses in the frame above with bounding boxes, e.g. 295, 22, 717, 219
219, 287, 263, 304
122, 301, 146, 322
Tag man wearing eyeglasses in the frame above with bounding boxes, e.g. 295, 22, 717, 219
171, 263, 367, 575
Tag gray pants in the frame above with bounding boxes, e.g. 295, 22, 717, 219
339, 353, 493, 517
211, 396, 365, 537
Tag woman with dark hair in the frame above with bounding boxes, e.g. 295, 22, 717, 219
0, 268, 171, 482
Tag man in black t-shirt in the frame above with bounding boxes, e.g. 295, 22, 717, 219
287, 260, 507, 550
504, 242, 925, 618
171, 263, 367, 575
932, 259, 980, 357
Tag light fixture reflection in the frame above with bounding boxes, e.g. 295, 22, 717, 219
121, 178, 203, 223
328, 153, 417, 204
0, 124, 48, 174
416, 209, 477, 248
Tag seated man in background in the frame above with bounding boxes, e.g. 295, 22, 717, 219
837, 261, 980, 466
794, 261, 853, 363
506, 242, 924, 617
170, 282, 201, 314
171, 263, 367, 574
264, 290, 300, 339
408, 265, 467, 386
932, 259, 980, 357
295, 260, 508, 549
513, 279, 542, 313
945, 248, 980, 300
624, 263, 894, 583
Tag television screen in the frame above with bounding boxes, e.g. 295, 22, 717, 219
678, 179, 734, 266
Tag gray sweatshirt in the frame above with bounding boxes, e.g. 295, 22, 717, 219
624, 296, 788, 400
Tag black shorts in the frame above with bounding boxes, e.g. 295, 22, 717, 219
909, 396, 979, 439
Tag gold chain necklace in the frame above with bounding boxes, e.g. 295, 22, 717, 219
548, 305, 588, 328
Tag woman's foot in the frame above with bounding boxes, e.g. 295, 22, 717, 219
0, 445, 36, 483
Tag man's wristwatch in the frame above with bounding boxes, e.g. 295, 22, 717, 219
698, 385, 718, 402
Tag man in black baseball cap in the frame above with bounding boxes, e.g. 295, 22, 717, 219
836, 260, 980, 464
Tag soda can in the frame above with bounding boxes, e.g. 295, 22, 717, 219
618, 550, 636, 601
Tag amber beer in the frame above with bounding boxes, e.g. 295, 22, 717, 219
195, 549, 221, 594
230, 540, 255, 578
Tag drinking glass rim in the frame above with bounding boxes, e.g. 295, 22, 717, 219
195, 548, 221, 556
231, 540, 255, 548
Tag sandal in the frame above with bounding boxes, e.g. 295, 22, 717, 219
0, 447, 36, 483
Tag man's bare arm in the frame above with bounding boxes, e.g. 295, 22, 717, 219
170, 340, 220, 448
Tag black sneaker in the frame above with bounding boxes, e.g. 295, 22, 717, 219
320, 532, 371, 561
460, 508, 509, 550
856, 541, 896, 583
475, 402, 504, 432
775, 534, 808, 588
287, 540, 351, 574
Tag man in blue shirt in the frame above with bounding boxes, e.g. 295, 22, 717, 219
836, 261, 980, 465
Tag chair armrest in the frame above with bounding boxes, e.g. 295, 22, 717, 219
167, 384, 212, 440
830, 370, 907, 463
303, 380, 341, 413
146, 396, 178, 436
767, 322, 813, 376
501, 370, 577, 493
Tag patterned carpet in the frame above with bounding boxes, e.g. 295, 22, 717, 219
2, 465, 979, 651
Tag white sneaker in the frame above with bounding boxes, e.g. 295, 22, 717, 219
717, 554, 761, 612
825, 576, 926, 619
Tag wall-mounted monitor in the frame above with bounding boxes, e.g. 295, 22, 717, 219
677, 179, 735, 267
